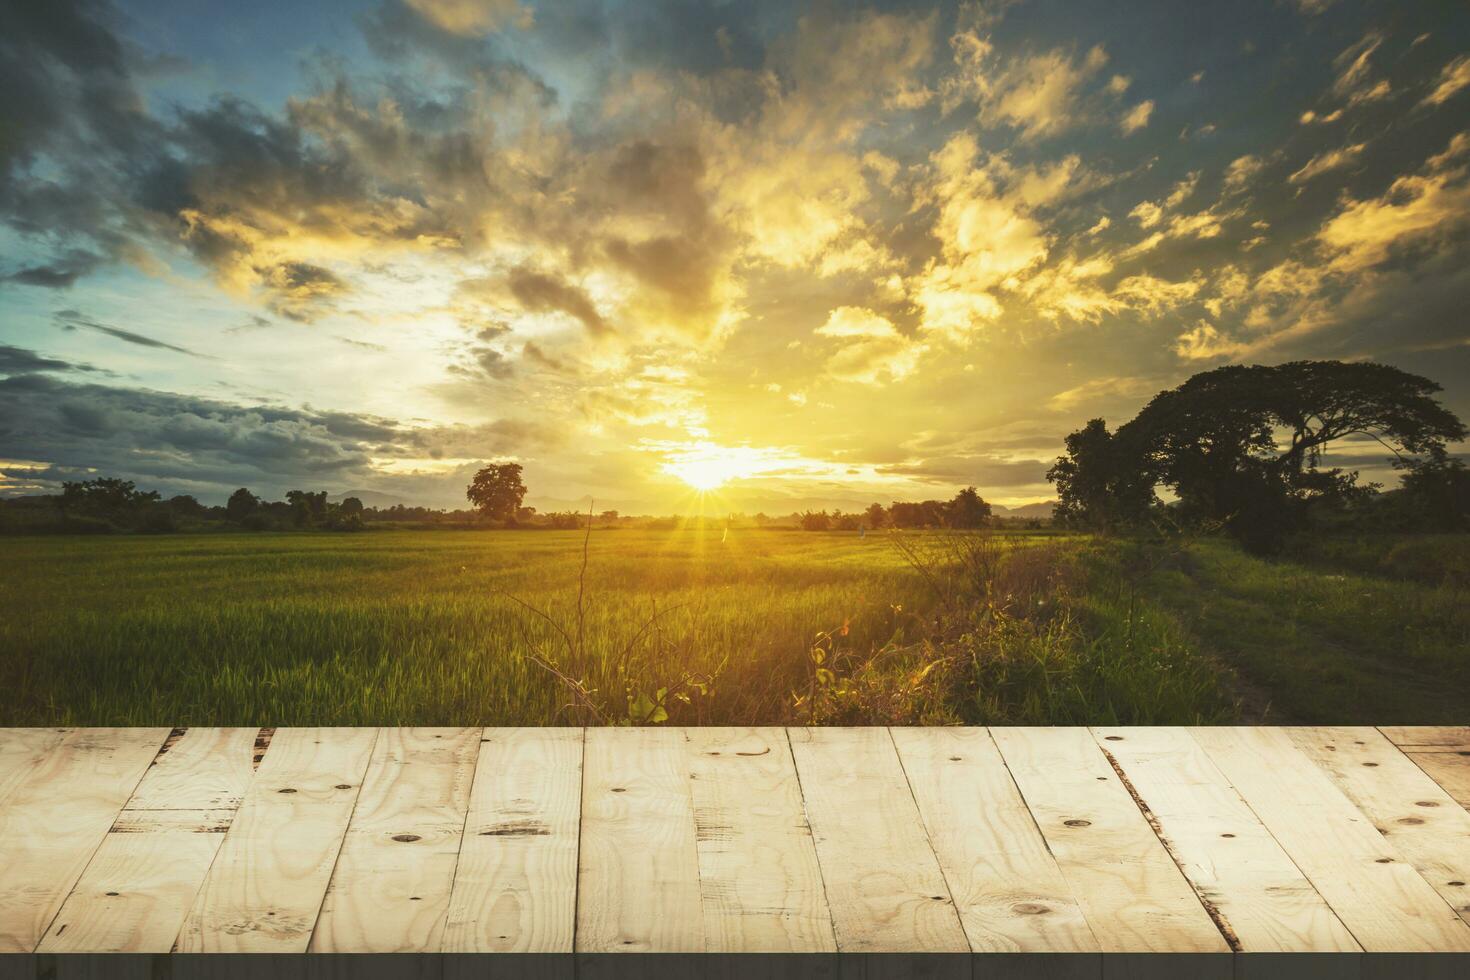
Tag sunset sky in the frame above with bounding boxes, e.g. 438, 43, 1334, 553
2, 0, 1468, 513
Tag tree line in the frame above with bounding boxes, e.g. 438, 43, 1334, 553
791, 487, 994, 531
1047, 360, 1469, 553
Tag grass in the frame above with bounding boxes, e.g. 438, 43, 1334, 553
2, 528, 929, 725
1138, 537, 1470, 723
2, 526, 1464, 726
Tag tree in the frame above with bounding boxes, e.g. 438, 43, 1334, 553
864, 502, 886, 529
1397, 451, 1470, 531
1047, 419, 1156, 530
285, 489, 328, 527
225, 488, 259, 523
600, 510, 619, 525
339, 496, 364, 516
888, 499, 947, 528
1049, 361, 1467, 552
167, 494, 208, 518
800, 510, 831, 531
948, 486, 992, 528
466, 463, 528, 522
60, 477, 158, 518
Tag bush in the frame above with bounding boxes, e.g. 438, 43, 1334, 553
139, 509, 178, 534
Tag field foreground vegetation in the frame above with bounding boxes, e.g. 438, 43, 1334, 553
2, 528, 1465, 726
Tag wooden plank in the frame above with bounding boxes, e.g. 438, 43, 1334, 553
989, 727, 1228, 954
311, 728, 481, 952
0, 728, 69, 807
1192, 726, 1470, 952
1405, 751, 1470, 809
1379, 726, 1470, 751
0, 728, 169, 953
123, 727, 260, 811
890, 727, 1099, 954
1094, 727, 1359, 952
39, 727, 260, 953
787, 727, 969, 954
1290, 726, 1470, 925
684, 727, 835, 953
576, 727, 703, 953
174, 728, 377, 953
442, 728, 582, 955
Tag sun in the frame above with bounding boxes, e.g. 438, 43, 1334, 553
661, 443, 764, 491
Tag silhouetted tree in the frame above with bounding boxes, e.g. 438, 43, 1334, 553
167, 494, 208, 518
285, 490, 329, 527
1047, 419, 1155, 531
339, 496, 364, 516
864, 502, 886, 529
467, 463, 528, 522
1049, 361, 1467, 552
60, 478, 158, 518
1396, 450, 1470, 531
225, 488, 259, 523
948, 486, 992, 528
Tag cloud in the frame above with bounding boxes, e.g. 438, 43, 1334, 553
1046, 375, 1153, 412
1331, 32, 1388, 105
1223, 155, 1264, 192
1288, 142, 1368, 184
814, 307, 924, 386
909, 133, 1061, 338
400, 0, 532, 35
0, 372, 552, 500
1119, 99, 1154, 135
960, 40, 1110, 141
53, 310, 214, 358
1421, 56, 1470, 108
1317, 136, 1470, 273
505, 268, 610, 336
0, 344, 99, 376
1299, 109, 1344, 125
1174, 321, 1248, 360
3, 250, 104, 288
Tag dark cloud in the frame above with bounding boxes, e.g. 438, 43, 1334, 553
0, 372, 552, 500
3, 249, 104, 288
876, 455, 1052, 488
505, 267, 608, 335
54, 309, 213, 358
0, 344, 98, 376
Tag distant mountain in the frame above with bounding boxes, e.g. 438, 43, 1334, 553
992, 501, 1056, 520
328, 490, 422, 509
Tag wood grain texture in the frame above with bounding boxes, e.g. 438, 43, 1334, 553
1290, 726, 1470, 925
1405, 751, 1470, 809
39, 727, 260, 953
787, 727, 969, 954
124, 728, 260, 811
685, 727, 835, 953
891, 726, 1098, 954
0, 728, 69, 807
0, 728, 169, 953
1094, 726, 1358, 952
1379, 726, 1470, 751
989, 727, 1229, 954
174, 728, 378, 953
442, 727, 583, 954
311, 728, 481, 952
576, 727, 704, 953
1192, 726, 1470, 952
